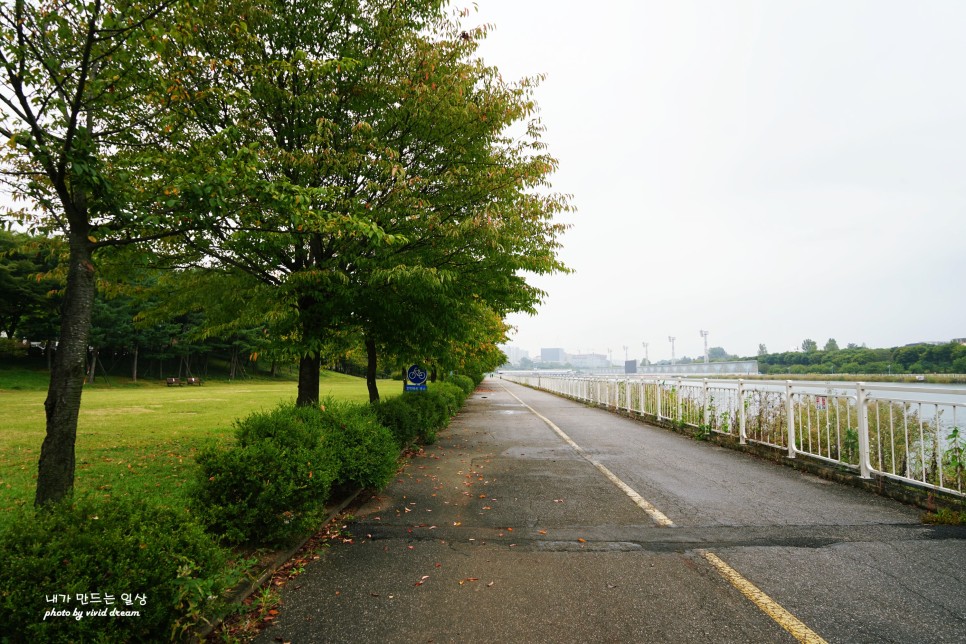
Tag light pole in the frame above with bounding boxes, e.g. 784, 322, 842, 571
700, 329, 709, 364
642, 342, 649, 365
668, 336, 676, 365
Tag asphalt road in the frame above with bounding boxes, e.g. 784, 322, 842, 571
254, 378, 966, 643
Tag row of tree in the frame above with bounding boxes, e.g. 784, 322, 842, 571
755, 340, 966, 375
0, 1, 570, 505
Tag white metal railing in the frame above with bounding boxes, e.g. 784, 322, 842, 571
501, 374, 966, 498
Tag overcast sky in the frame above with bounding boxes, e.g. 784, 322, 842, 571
468, 0, 966, 363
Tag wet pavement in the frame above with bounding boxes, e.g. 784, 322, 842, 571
253, 378, 966, 643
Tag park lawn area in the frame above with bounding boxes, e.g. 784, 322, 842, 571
0, 371, 397, 526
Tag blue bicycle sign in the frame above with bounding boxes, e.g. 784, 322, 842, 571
407, 364, 428, 385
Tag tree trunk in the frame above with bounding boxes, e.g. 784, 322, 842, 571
131, 344, 138, 382
86, 347, 99, 384
36, 232, 96, 506
295, 296, 322, 407
365, 335, 380, 404
297, 354, 320, 406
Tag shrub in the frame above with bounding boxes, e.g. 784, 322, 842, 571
318, 398, 399, 489
373, 396, 422, 449
0, 496, 235, 643
190, 404, 339, 546
449, 374, 476, 396
0, 337, 27, 359
435, 382, 467, 411
398, 391, 447, 443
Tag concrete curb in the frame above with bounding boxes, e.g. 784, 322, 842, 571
192, 488, 364, 641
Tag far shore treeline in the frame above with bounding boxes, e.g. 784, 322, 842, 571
513, 339, 966, 376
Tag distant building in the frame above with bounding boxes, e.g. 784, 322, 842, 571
540, 347, 567, 364
953, 338, 966, 345
500, 345, 530, 366
568, 353, 609, 369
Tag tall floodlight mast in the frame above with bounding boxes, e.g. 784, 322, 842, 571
700, 329, 709, 364
642, 342, 649, 365
668, 336, 676, 365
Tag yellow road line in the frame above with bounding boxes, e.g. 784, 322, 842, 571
500, 384, 675, 528
701, 550, 828, 644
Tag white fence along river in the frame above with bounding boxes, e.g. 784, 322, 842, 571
501, 374, 966, 499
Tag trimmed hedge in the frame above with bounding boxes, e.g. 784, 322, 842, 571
373, 395, 422, 449
0, 377, 476, 641
191, 399, 401, 547
191, 404, 339, 546
449, 374, 476, 396
0, 496, 235, 643
318, 398, 399, 490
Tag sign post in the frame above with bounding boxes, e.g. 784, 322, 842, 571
404, 364, 428, 392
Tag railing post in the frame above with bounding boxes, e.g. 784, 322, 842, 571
703, 378, 710, 427
786, 380, 796, 458
677, 378, 683, 423
656, 381, 663, 420
738, 378, 747, 444
856, 382, 873, 479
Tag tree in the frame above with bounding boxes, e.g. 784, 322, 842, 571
708, 346, 731, 361
824, 338, 839, 352
150, 0, 444, 405
165, 0, 568, 405
0, 230, 61, 340
0, 0, 207, 505
801, 338, 818, 352
757, 343, 768, 357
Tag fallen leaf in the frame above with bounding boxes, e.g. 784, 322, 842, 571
577, 538, 587, 543
458, 577, 480, 585
538, 530, 547, 535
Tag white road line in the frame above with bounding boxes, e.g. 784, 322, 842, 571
496, 382, 827, 642
500, 384, 675, 528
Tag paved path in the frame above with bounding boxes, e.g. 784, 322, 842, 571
255, 378, 966, 643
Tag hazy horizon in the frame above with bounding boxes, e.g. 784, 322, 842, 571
472, 0, 966, 364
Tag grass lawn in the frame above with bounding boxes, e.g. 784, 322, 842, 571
0, 370, 398, 525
